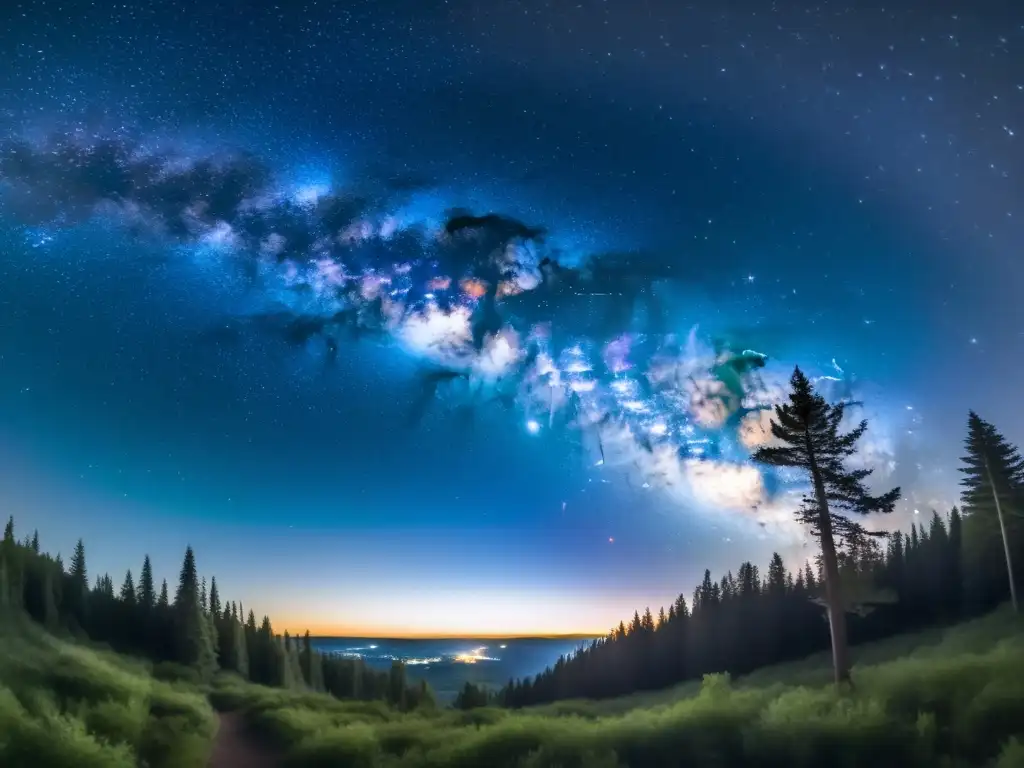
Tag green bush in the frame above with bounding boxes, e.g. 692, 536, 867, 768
206, 609, 1024, 768
7, 609, 1023, 767
995, 738, 1024, 768
151, 661, 205, 686
0, 622, 216, 768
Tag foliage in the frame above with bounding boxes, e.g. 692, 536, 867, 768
498, 405, 1021, 707
0, 518, 431, 713
0, 616, 216, 768
960, 411, 1024, 612
204, 608, 1024, 767
748, 367, 900, 684
2, 407, 1024, 765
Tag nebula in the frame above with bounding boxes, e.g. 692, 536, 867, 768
0, 129, 912, 539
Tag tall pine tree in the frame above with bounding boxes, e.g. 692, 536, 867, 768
137, 555, 156, 610
67, 538, 89, 630
752, 367, 900, 685
173, 546, 217, 676
960, 412, 1023, 612
120, 570, 136, 606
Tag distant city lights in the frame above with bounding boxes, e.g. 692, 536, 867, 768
454, 646, 498, 664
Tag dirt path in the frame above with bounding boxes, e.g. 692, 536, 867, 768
209, 712, 279, 768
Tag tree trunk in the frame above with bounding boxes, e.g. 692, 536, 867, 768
808, 455, 853, 686
816, 504, 852, 685
985, 457, 1020, 613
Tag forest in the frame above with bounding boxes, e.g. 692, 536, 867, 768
1, 370, 1023, 766
2, 374, 1022, 712
0, 520, 433, 711
457, 380, 1022, 709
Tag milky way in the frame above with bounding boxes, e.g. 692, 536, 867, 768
0, 128, 924, 540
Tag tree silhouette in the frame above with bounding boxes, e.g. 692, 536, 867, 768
120, 570, 136, 606
960, 411, 1023, 613
751, 367, 900, 685
173, 546, 217, 676
137, 555, 156, 610
66, 538, 89, 629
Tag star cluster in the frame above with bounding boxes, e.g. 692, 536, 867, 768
0, 0, 1019, 623
0, 129, 918, 539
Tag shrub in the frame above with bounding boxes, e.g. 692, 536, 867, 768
0, 623, 216, 768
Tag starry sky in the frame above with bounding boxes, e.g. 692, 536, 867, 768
0, 0, 1021, 637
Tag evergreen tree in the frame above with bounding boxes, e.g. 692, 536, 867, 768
208, 577, 222, 618
70, 539, 87, 584
116, 570, 137, 650
172, 546, 217, 676
157, 579, 169, 608
2, 516, 13, 545
66, 538, 89, 629
207, 576, 223, 666
960, 412, 1023, 612
751, 367, 900, 685
137, 555, 156, 610
120, 570, 136, 606
30, 530, 39, 554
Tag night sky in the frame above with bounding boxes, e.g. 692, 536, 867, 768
0, 0, 1020, 637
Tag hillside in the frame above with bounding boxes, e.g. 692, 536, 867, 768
206, 607, 1024, 767
0, 615, 217, 767
3, 608, 1024, 767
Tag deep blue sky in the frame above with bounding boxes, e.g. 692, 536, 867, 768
0, 0, 1020, 635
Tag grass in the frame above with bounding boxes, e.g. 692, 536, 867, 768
0, 615, 217, 768
210, 607, 1024, 768
2, 609, 1023, 767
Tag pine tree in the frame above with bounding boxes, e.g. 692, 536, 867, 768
70, 539, 87, 585
120, 570, 136, 606
766, 553, 787, 596
752, 367, 900, 685
207, 576, 223, 667
30, 530, 39, 554
173, 546, 217, 676
66, 538, 89, 629
960, 412, 1023, 612
2, 516, 13, 545
208, 577, 222, 618
157, 579, 169, 608
115, 569, 137, 650
137, 555, 156, 610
